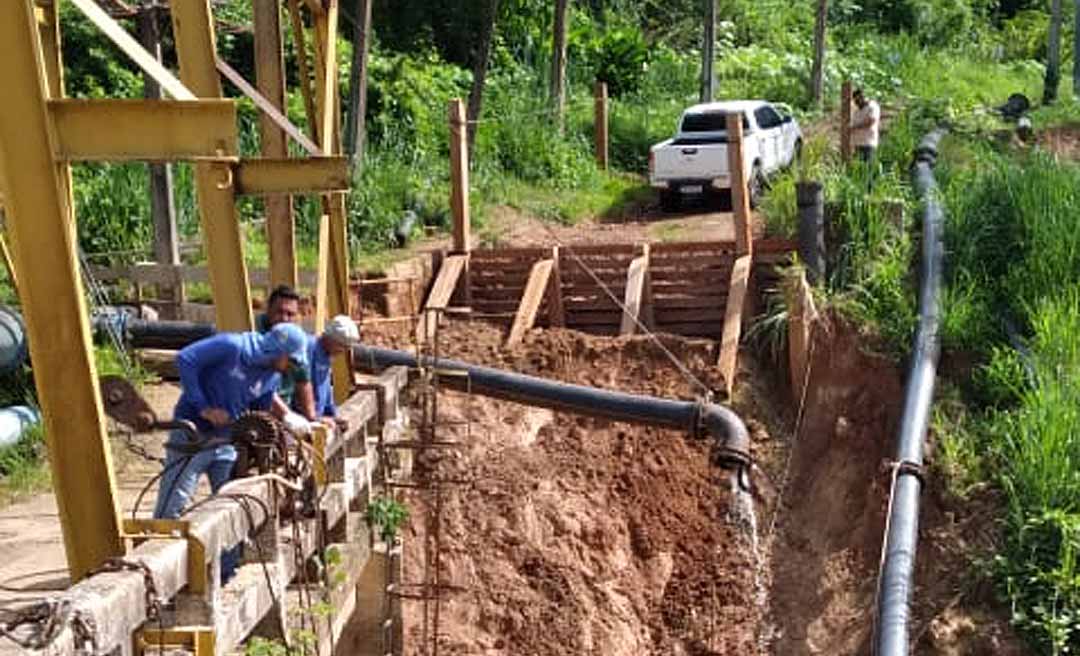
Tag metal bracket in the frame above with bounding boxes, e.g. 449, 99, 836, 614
123, 519, 210, 595
136, 627, 215, 656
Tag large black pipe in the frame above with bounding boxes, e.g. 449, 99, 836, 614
93, 313, 214, 350
873, 127, 947, 655
352, 344, 752, 475
90, 313, 752, 474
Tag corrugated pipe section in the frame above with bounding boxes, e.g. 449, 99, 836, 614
872, 127, 948, 655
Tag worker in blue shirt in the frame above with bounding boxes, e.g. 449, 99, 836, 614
305, 315, 360, 428
153, 322, 309, 520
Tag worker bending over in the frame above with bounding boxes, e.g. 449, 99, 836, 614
274, 315, 361, 438
153, 322, 309, 521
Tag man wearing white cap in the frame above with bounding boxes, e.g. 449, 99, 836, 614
282, 315, 360, 434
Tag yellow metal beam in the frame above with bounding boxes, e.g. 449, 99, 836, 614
0, 0, 124, 581
171, 0, 254, 331
67, 0, 196, 101
254, 0, 298, 290
313, 2, 352, 403
136, 628, 216, 656
49, 99, 239, 161
234, 157, 349, 196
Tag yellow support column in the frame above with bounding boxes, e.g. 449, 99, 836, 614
0, 0, 123, 580
171, 0, 253, 331
313, 2, 352, 403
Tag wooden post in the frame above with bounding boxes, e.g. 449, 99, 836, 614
254, 0, 298, 291
171, 0, 254, 331
0, 1, 124, 580
810, 0, 828, 107
594, 81, 609, 170
725, 113, 753, 257
449, 99, 470, 254
841, 80, 853, 163
287, 0, 320, 144
785, 269, 818, 402
717, 254, 752, 395
139, 5, 184, 317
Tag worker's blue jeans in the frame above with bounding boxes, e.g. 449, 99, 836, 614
153, 434, 241, 582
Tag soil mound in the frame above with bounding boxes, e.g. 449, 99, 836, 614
368, 322, 770, 655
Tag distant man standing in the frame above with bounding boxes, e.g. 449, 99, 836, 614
850, 88, 880, 164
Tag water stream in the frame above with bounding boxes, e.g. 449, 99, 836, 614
726, 471, 776, 653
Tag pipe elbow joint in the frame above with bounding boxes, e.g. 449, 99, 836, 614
699, 403, 752, 473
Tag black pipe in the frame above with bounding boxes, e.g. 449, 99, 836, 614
352, 344, 752, 476
93, 313, 214, 350
90, 314, 753, 475
796, 180, 826, 284
873, 127, 948, 656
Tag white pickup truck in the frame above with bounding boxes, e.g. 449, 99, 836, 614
648, 100, 802, 211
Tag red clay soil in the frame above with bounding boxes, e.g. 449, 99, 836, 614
366, 323, 772, 655
363, 316, 1024, 655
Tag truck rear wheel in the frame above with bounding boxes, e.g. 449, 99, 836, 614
660, 190, 680, 212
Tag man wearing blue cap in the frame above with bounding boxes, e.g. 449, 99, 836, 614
153, 322, 309, 520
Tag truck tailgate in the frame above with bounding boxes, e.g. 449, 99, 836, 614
653, 142, 729, 180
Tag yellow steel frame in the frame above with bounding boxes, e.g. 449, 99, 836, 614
123, 518, 210, 594
0, 0, 124, 581
234, 157, 350, 196
0, 0, 358, 585
49, 99, 239, 161
136, 628, 215, 656
171, 0, 253, 332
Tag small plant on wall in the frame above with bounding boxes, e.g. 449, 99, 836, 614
366, 496, 410, 542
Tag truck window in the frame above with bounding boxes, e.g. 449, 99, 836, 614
754, 106, 783, 129
680, 111, 750, 133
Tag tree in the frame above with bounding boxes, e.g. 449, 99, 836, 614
1074, 0, 1080, 97
550, 0, 570, 132
810, 0, 828, 107
700, 0, 716, 102
1044, 0, 1063, 104
467, 0, 501, 149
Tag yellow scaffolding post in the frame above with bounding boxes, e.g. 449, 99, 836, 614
171, 0, 254, 331
0, 0, 123, 581
313, 1, 353, 402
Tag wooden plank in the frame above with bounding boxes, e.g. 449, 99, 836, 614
67, 0, 196, 100
469, 286, 527, 301
472, 299, 526, 313
650, 241, 737, 255
558, 243, 638, 256
417, 254, 467, 342
565, 310, 622, 326
470, 247, 552, 261
234, 157, 349, 195
652, 295, 727, 310
620, 252, 648, 335
725, 113, 753, 257
655, 308, 726, 323
506, 258, 554, 346
718, 254, 752, 395
0, 2, 124, 580
651, 322, 723, 337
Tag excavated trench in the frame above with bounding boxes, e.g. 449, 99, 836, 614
360, 319, 1019, 655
